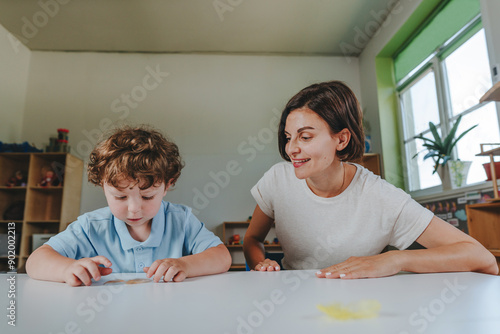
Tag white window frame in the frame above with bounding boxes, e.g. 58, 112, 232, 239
396, 15, 500, 196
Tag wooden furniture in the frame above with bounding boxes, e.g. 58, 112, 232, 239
222, 221, 281, 270
477, 144, 500, 201
359, 153, 381, 176
480, 81, 500, 102
466, 201, 500, 273
0, 153, 83, 272
4, 271, 500, 333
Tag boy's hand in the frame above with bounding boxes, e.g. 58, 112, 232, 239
63, 256, 113, 287
253, 258, 281, 272
144, 258, 189, 282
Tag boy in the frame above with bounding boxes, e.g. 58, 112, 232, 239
26, 126, 231, 286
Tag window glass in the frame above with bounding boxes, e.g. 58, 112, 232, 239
444, 30, 492, 116
400, 71, 441, 139
455, 104, 500, 184
407, 131, 442, 191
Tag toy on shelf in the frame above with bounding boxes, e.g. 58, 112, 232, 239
46, 128, 70, 152
228, 234, 241, 245
272, 238, 279, 245
5, 170, 27, 187
38, 166, 61, 187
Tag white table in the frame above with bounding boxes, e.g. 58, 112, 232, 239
1, 271, 499, 333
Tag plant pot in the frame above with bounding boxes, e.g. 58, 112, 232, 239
448, 160, 472, 189
437, 165, 452, 190
437, 161, 472, 190
482, 161, 500, 181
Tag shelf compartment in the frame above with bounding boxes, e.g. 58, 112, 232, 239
0, 154, 30, 188
27, 153, 67, 187
466, 202, 500, 255
24, 222, 59, 253
25, 188, 63, 221
0, 189, 26, 221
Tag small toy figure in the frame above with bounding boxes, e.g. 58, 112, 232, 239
228, 234, 241, 245
272, 237, 279, 245
39, 170, 54, 187
5, 170, 27, 187
38, 167, 60, 187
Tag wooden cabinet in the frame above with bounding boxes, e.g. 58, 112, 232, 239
0, 153, 83, 272
222, 221, 281, 271
466, 202, 500, 273
359, 153, 381, 176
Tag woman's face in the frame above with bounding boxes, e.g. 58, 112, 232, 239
284, 107, 341, 180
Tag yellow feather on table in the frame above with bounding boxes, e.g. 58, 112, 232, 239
317, 300, 381, 320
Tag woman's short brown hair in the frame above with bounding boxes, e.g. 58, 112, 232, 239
278, 81, 365, 162
87, 125, 184, 189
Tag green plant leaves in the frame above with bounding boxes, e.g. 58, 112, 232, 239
413, 114, 478, 174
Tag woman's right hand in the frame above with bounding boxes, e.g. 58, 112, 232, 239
253, 258, 281, 271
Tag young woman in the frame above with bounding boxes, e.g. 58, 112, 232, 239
243, 81, 498, 279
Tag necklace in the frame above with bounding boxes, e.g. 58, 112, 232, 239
333, 161, 346, 197
306, 161, 347, 197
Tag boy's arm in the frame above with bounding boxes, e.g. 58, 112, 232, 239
26, 244, 113, 286
145, 244, 231, 282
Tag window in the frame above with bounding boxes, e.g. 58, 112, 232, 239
398, 25, 500, 192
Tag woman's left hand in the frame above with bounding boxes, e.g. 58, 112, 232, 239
315, 251, 402, 279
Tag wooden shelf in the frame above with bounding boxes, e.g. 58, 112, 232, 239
222, 221, 282, 271
25, 220, 60, 224
466, 201, 500, 274
230, 264, 247, 270
476, 144, 500, 201
490, 249, 500, 257
480, 81, 500, 103
0, 153, 83, 271
358, 153, 381, 176
225, 244, 281, 249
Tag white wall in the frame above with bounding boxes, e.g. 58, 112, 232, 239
0, 23, 30, 142
21, 52, 360, 234
358, 0, 423, 159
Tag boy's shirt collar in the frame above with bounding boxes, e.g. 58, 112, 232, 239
113, 201, 166, 250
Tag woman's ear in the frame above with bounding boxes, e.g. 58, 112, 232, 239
336, 128, 351, 151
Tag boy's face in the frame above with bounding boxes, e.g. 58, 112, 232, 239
103, 178, 168, 229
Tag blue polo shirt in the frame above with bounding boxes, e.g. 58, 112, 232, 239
46, 201, 222, 273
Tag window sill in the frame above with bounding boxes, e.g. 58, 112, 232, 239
411, 180, 496, 203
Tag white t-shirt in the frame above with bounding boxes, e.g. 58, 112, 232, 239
251, 162, 433, 270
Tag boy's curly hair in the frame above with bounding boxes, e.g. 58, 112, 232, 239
87, 125, 184, 189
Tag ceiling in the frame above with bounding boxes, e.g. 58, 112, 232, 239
0, 0, 394, 55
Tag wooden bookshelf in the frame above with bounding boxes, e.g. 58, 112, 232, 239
222, 221, 281, 271
0, 153, 83, 272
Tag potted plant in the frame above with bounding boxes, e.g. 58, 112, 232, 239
414, 115, 478, 189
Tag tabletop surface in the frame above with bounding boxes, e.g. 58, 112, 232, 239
1, 271, 500, 334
